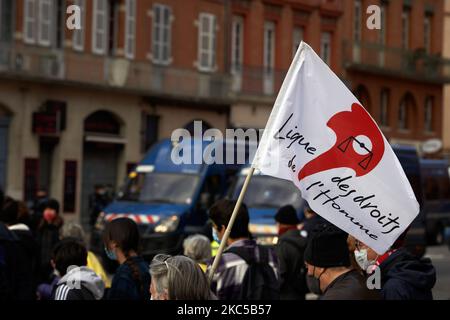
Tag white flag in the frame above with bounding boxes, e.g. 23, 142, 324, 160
252, 42, 419, 254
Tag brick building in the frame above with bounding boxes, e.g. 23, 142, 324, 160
341, 0, 449, 151
0, 0, 449, 224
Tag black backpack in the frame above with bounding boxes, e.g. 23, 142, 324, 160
278, 237, 308, 296
226, 245, 280, 300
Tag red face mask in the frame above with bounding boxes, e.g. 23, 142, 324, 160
43, 209, 57, 223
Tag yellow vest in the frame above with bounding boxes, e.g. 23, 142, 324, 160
87, 251, 112, 288
211, 240, 219, 257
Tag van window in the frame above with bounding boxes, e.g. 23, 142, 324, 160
231, 175, 302, 209
423, 172, 450, 201
121, 172, 200, 204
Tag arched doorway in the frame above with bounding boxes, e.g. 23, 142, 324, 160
183, 119, 212, 137
354, 85, 372, 115
398, 93, 417, 133
81, 110, 125, 227
0, 104, 11, 190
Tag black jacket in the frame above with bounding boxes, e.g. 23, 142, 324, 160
9, 224, 39, 300
321, 269, 381, 300
108, 256, 150, 300
37, 223, 61, 282
0, 223, 34, 300
379, 248, 436, 300
275, 229, 308, 300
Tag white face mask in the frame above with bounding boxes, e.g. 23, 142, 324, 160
354, 248, 376, 273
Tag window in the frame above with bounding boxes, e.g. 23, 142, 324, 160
0, 0, 13, 42
55, 0, 65, 49
125, 0, 136, 59
231, 15, 243, 72
292, 26, 303, 58
380, 89, 389, 127
198, 13, 216, 71
398, 100, 408, 130
263, 21, 275, 95
152, 4, 172, 64
263, 21, 275, 73
401, 9, 410, 50
320, 32, 332, 65
92, 0, 108, 54
424, 96, 434, 132
73, 0, 86, 51
354, 0, 362, 42
424, 15, 432, 54
379, 4, 386, 44
37, 0, 53, 46
107, 0, 119, 55
24, 0, 37, 44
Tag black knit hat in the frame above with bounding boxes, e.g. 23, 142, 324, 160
275, 205, 300, 225
44, 199, 60, 214
304, 223, 350, 268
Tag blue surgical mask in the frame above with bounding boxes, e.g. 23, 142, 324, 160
212, 228, 221, 244
104, 246, 117, 261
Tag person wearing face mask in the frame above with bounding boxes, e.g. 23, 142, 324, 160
37, 199, 63, 284
274, 205, 308, 300
304, 223, 380, 300
352, 231, 436, 300
103, 217, 150, 300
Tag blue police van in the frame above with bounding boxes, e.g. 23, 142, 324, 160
228, 166, 306, 245
90, 138, 253, 260
419, 158, 450, 245
392, 145, 427, 257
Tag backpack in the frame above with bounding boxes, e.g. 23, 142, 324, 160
278, 237, 308, 295
226, 245, 280, 300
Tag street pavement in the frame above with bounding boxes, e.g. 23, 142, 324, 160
426, 245, 450, 300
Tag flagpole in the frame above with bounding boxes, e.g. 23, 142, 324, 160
208, 166, 255, 282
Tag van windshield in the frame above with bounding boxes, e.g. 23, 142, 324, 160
119, 172, 200, 205
231, 175, 302, 208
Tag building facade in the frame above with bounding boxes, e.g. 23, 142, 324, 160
342, 0, 449, 151
0, 0, 449, 224
443, 0, 450, 151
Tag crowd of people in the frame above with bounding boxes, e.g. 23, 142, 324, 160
0, 187, 437, 300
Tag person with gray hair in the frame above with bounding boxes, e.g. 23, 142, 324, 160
60, 222, 86, 243
149, 254, 216, 300
183, 234, 212, 272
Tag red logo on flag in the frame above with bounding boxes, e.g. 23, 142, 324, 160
298, 103, 385, 181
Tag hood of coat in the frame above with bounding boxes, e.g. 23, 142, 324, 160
381, 249, 436, 291
58, 266, 105, 300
